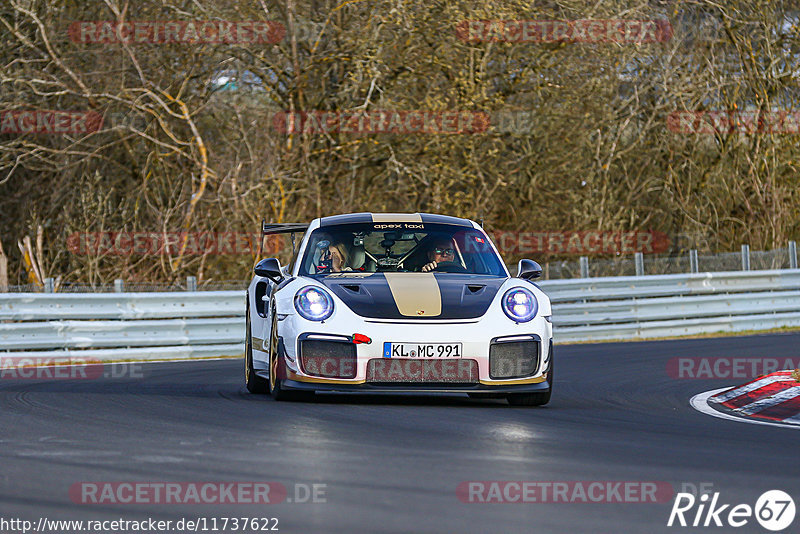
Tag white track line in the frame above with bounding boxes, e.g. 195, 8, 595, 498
691, 388, 800, 430
784, 412, 800, 424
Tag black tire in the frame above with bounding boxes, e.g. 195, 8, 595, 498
267, 308, 286, 400
245, 299, 268, 394
267, 308, 312, 401
506, 391, 551, 406
506, 344, 554, 406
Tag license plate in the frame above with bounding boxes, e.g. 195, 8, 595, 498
383, 342, 462, 359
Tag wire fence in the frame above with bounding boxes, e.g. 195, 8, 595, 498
541, 245, 797, 280
3, 242, 798, 290
6, 279, 251, 293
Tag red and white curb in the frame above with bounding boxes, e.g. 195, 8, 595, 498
690, 371, 800, 430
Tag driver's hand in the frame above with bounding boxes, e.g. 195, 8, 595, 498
421, 261, 437, 272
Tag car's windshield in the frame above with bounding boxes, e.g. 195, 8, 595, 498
298, 222, 507, 276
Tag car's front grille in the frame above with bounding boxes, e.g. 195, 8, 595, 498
366, 358, 479, 383
299, 340, 357, 379
489, 340, 539, 379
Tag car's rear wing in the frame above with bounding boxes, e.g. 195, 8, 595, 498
262, 222, 309, 235
259, 220, 310, 257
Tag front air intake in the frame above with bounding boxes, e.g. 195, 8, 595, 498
489, 338, 539, 379
299, 339, 357, 379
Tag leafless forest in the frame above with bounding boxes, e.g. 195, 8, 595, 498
1, 0, 799, 288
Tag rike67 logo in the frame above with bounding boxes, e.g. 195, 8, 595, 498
668, 490, 795, 531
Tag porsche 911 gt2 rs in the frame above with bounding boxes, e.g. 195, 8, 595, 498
244, 213, 553, 406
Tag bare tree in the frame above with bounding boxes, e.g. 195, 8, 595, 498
0, 0, 798, 286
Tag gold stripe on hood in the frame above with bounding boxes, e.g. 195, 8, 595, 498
383, 273, 441, 317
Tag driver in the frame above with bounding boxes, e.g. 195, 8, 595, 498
421, 239, 458, 272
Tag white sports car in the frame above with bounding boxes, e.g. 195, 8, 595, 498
244, 213, 553, 406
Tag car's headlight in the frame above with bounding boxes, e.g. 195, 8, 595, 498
501, 287, 538, 323
294, 286, 334, 321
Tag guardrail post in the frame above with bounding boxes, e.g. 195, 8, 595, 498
634, 252, 644, 276
790, 241, 798, 269
741, 244, 750, 271
187, 276, 197, 291
114, 279, 124, 293
0, 239, 7, 292
689, 249, 698, 273
579, 256, 589, 279
44, 277, 54, 293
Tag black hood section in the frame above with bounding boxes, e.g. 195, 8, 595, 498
315, 274, 506, 320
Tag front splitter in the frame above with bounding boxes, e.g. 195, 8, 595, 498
280, 378, 552, 394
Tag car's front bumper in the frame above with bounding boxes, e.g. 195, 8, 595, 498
272, 310, 553, 381
256, 339, 554, 394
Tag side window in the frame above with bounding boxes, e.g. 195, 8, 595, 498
459, 231, 501, 275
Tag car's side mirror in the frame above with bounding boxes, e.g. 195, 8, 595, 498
517, 259, 542, 280
254, 258, 283, 283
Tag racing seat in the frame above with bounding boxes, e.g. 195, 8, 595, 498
308, 244, 324, 274
350, 244, 376, 272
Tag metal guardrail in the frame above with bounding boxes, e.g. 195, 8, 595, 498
0, 318, 241, 350
0, 344, 244, 361
0, 291, 247, 360
1, 269, 799, 359
554, 291, 800, 326
0, 291, 243, 321
542, 269, 800, 342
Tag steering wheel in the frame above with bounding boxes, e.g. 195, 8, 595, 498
432, 261, 468, 273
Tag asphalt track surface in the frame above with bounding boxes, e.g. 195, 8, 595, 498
2, 333, 799, 534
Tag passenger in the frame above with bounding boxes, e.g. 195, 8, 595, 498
317, 240, 352, 273
328, 241, 352, 272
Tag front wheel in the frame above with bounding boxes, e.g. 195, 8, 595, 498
245, 300, 268, 394
267, 308, 288, 400
507, 347, 553, 406
506, 391, 550, 406
267, 307, 312, 402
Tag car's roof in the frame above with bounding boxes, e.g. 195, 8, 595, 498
318, 212, 474, 228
